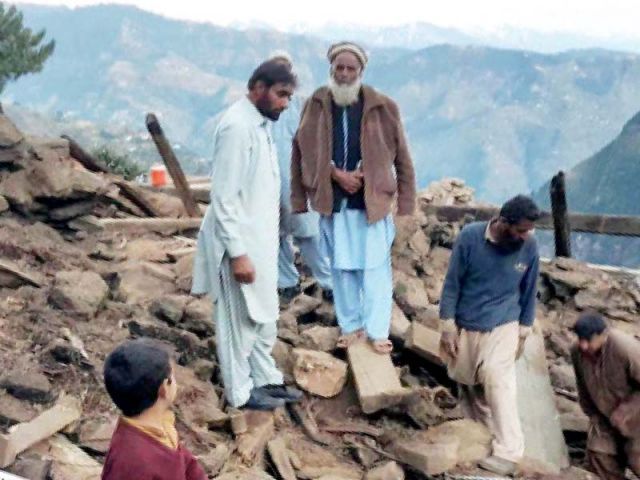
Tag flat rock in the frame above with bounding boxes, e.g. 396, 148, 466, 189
182, 297, 214, 337
0, 195, 8, 213
287, 295, 322, 318
0, 393, 39, 427
30, 434, 102, 479
393, 271, 430, 317
549, 362, 577, 392
174, 365, 227, 429
365, 461, 404, 480
49, 270, 109, 317
128, 319, 212, 363
118, 261, 176, 304
149, 295, 188, 325
390, 419, 490, 476
292, 349, 347, 398
79, 416, 118, 454
174, 253, 194, 292
8, 456, 51, 480
300, 326, 339, 352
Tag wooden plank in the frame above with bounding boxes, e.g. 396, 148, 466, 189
550, 172, 571, 257
422, 204, 640, 237
62, 135, 109, 173
142, 184, 211, 203
0, 396, 81, 468
99, 217, 201, 235
145, 114, 201, 217
347, 342, 408, 414
405, 323, 443, 366
114, 180, 161, 217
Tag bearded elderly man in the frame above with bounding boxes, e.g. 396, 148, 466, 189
192, 60, 303, 411
290, 41, 416, 354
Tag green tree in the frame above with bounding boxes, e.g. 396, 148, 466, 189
0, 3, 55, 93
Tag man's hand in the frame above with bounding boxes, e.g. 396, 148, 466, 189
332, 167, 363, 195
440, 330, 459, 359
231, 255, 256, 284
610, 402, 634, 436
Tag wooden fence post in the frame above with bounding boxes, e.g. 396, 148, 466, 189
550, 171, 571, 257
145, 113, 201, 217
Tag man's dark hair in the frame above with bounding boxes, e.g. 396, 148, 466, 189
247, 59, 297, 90
572, 312, 608, 340
103, 339, 172, 417
499, 195, 541, 225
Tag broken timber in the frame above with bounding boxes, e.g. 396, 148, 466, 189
0, 395, 81, 468
347, 342, 409, 414
62, 135, 109, 173
70, 216, 201, 235
145, 113, 201, 217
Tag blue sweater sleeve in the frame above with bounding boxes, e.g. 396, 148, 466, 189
439, 232, 468, 320
518, 247, 540, 326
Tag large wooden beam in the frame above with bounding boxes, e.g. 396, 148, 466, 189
145, 113, 201, 217
422, 204, 640, 237
550, 172, 571, 257
142, 184, 211, 203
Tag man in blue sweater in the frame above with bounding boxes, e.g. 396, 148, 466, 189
439, 195, 541, 475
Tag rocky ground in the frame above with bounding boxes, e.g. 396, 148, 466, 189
2, 110, 638, 479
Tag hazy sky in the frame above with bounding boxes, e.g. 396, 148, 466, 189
11, 0, 640, 36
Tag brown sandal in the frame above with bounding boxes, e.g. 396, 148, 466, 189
336, 329, 365, 349
371, 339, 393, 354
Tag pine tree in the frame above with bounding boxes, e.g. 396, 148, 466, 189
0, 3, 55, 93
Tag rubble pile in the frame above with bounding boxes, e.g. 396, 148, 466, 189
1, 111, 634, 479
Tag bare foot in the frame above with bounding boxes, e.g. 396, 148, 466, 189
371, 338, 393, 354
336, 329, 365, 349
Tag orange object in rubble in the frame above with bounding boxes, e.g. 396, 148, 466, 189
150, 165, 167, 187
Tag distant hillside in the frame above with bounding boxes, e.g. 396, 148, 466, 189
535, 112, 640, 267
4, 4, 640, 203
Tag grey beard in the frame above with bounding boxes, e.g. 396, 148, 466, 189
328, 76, 362, 106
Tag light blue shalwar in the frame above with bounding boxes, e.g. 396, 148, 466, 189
320, 205, 395, 341
273, 96, 332, 290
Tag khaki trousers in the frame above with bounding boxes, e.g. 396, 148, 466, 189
445, 321, 524, 462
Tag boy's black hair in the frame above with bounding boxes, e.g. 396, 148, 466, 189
103, 338, 172, 417
499, 195, 541, 225
247, 59, 298, 90
572, 312, 608, 340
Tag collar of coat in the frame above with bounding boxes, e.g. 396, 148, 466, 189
309, 84, 386, 114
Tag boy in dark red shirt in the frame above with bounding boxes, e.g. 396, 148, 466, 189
101, 339, 207, 480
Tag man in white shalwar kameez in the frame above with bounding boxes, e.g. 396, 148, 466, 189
192, 60, 303, 410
